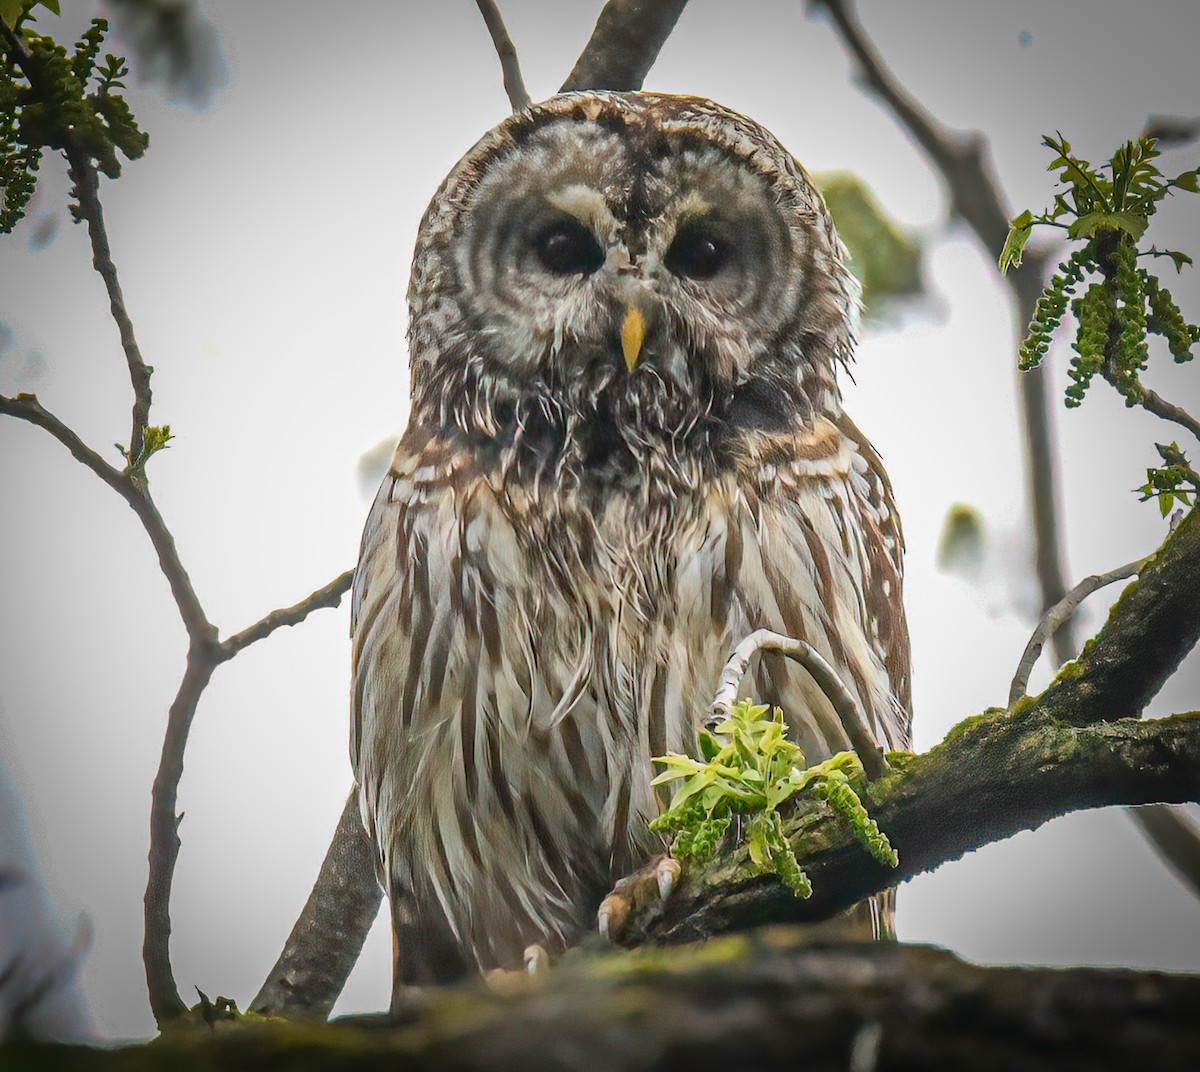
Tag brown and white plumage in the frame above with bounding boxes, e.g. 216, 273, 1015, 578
351, 92, 910, 988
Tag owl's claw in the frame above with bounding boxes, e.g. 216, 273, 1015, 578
597, 855, 680, 945
484, 944, 552, 994
523, 943, 549, 976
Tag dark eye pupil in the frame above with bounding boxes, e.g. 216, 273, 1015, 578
534, 221, 604, 276
665, 223, 727, 280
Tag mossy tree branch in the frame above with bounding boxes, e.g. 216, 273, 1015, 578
12, 941, 1200, 1070
617, 506, 1200, 947
622, 711, 1198, 947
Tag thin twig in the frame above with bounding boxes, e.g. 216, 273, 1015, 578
66, 155, 153, 467
560, 0, 690, 93
1, 393, 129, 496
222, 570, 354, 659
811, 0, 1075, 662
710, 629, 886, 780
0, 393, 213, 645
474, 0, 530, 112
1007, 556, 1148, 708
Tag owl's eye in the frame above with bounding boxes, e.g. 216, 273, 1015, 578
533, 219, 604, 276
665, 220, 728, 280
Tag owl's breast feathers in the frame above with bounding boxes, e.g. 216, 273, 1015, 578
351, 411, 908, 975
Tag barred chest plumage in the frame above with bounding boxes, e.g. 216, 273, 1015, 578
350, 409, 908, 978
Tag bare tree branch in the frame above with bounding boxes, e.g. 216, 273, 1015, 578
1017, 367, 1077, 663
1008, 555, 1148, 708
143, 655, 214, 1021
0, 393, 130, 497
711, 629, 886, 779
560, 0, 689, 93
474, 0, 530, 112
0, 393, 213, 646
249, 792, 381, 1020
65, 156, 154, 469
1, 284, 352, 1026
810, 0, 1075, 662
222, 571, 354, 660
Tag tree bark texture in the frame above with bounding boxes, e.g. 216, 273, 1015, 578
10, 939, 1199, 1070
250, 792, 381, 1020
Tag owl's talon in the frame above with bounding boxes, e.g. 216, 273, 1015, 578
655, 857, 681, 901
523, 943, 549, 976
485, 944, 552, 994
597, 854, 678, 944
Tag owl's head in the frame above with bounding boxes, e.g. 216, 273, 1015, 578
407, 93, 858, 479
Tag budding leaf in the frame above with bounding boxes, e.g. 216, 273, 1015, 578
650, 699, 896, 901
998, 209, 1034, 274
1173, 170, 1199, 193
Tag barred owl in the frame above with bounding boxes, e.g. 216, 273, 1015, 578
351, 93, 910, 993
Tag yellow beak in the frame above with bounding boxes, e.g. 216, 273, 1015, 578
621, 307, 646, 372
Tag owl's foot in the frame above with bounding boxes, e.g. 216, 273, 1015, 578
483, 944, 551, 995
597, 855, 680, 944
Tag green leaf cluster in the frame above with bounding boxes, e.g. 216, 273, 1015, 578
1137, 442, 1198, 517
0, 7, 147, 232
649, 700, 897, 898
1001, 136, 1199, 400
1000, 134, 1199, 511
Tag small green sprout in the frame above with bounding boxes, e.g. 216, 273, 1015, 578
117, 423, 173, 477
1137, 442, 1198, 517
650, 700, 897, 898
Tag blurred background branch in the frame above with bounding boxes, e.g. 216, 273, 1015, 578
809, 0, 1200, 905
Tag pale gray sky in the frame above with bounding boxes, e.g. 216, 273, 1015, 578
1, 0, 1197, 1041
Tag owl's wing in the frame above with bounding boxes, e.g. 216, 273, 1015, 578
837, 413, 912, 742
735, 414, 911, 757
